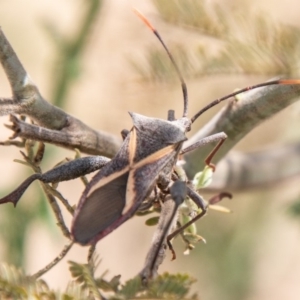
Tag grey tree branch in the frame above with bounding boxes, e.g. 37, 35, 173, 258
205, 142, 300, 191
183, 83, 300, 180
6, 115, 121, 156
0, 28, 121, 157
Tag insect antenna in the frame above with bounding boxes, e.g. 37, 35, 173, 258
133, 8, 188, 118
191, 79, 300, 123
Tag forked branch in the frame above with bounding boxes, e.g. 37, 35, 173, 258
0, 28, 121, 157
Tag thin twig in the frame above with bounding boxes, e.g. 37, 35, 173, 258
47, 186, 75, 215
42, 184, 71, 238
31, 242, 74, 279
87, 245, 96, 263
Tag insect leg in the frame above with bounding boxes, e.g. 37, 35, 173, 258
204, 137, 226, 171
0, 156, 110, 206
181, 132, 227, 155
172, 167, 207, 211
181, 132, 227, 171
167, 191, 231, 259
166, 185, 207, 260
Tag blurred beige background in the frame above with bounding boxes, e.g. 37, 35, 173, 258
1, 0, 300, 299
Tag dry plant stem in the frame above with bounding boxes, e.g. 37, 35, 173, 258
31, 242, 74, 279
0, 138, 25, 147
43, 184, 71, 238
47, 185, 74, 215
87, 245, 96, 262
140, 196, 178, 283
184, 83, 300, 178
21, 145, 71, 237
0, 28, 121, 157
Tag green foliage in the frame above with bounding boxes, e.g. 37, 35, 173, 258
69, 261, 102, 299
96, 272, 198, 300
145, 216, 160, 226
193, 166, 214, 189
0, 261, 199, 300
146, 273, 198, 300
0, 263, 52, 299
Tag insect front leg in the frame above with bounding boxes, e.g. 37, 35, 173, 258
0, 156, 110, 206
181, 132, 227, 171
167, 189, 232, 259
167, 156, 232, 257
180, 132, 227, 158
163, 179, 207, 260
